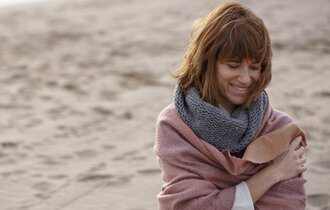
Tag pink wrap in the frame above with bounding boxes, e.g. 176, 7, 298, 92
154, 103, 307, 210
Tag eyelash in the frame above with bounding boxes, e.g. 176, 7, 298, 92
228, 64, 239, 69
250, 66, 260, 71
227, 64, 260, 71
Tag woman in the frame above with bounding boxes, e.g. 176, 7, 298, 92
154, 2, 307, 210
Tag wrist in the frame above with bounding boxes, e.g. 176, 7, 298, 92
264, 163, 282, 184
246, 164, 282, 203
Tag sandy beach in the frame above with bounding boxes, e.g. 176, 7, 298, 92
0, 0, 329, 209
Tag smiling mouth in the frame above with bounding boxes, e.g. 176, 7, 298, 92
230, 84, 249, 94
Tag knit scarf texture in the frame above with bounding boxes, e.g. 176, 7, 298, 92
173, 86, 268, 153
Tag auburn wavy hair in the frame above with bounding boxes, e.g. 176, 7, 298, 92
174, 2, 272, 108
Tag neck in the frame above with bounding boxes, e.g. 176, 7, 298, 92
218, 95, 236, 114
223, 104, 236, 114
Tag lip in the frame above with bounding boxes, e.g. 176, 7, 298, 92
230, 84, 250, 94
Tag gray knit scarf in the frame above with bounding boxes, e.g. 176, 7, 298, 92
174, 86, 268, 153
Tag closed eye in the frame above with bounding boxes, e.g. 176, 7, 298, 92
227, 64, 239, 69
249, 65, 260, 71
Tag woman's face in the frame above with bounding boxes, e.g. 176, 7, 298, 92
216, 59, 261, 113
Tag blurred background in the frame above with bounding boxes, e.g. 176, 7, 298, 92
0, 0, 329, 209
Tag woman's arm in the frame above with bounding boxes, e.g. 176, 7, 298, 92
155, 107, 241, 210
246, 136, 307, 203
157, 157, 237, 210
155, 105, 307, 209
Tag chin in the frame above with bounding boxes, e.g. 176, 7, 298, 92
230, 96, 247, 106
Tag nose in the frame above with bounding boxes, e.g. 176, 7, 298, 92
238, 66, 251, 85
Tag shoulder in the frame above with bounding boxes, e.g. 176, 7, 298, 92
155, 103, 199, 160
156, 103, 193, 136
157, 103, 177, 122
155, 103, 181, 140
155, 103, 203, 152
156, 103, 179, 131
269, 106, 294, 126
259, 104, 294, 136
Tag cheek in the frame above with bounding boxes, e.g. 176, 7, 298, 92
252, 71, 261, 82
216, 72, 227, 92
216, 73, 229, 90
216, 71, 223, 86
217, 70, 232, 83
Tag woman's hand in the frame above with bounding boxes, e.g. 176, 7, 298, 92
268, 136, 307, 182
246, 136, 307, 203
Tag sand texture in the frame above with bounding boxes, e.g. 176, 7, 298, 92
0, 0, 329, 209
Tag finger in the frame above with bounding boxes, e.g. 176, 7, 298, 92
289, 136, 302, 151
295, 146, 305, 157
298, 157, 307, 165
298, 164, 307, 173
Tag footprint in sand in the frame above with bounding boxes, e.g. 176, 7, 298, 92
1, 169, 27, 177
132, 156, 146, 161
314, 159, 330, 170
32, 181, 53, 192
101, 144, 116, 151
78, 174, 114, 182
322, 128, 330, 138
39, 94, 53, 101
45, 80, 58, 88
92, 106, 113, 116
18, 152, 28, 159
112, 150, 136, 161
36, 154, 63, 166
87, 162, 107, 173
48, 174, 68, 180
296, 63, 315, 71
105, 175, 133, 186
25, 118, 43, 128
118, 71, 158, 89
317, 91, 330, 97
308, 194, 330, 207
118, 111, 133, 120
136, 168, 161, 175
322, 116, 330, 124
75, 149, 99, 158
1, 158, 18, 165
99, 89, 118, 101
1, 141, 19, 149
59, 154, 73, 160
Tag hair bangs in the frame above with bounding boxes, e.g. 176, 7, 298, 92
218, 20, 266, 64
